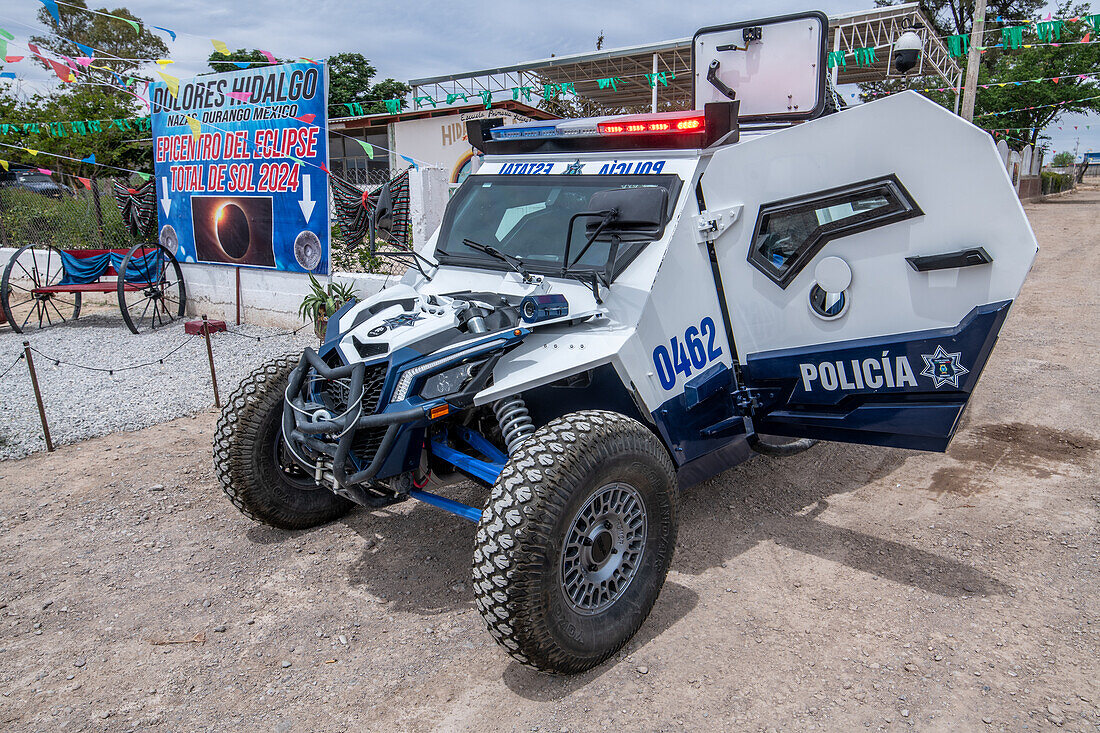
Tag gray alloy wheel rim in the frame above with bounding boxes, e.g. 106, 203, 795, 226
560, 481, 647, 615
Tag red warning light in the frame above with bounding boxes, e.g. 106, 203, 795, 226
597, 114, 705, 135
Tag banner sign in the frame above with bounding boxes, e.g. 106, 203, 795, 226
149, 62, 329, 273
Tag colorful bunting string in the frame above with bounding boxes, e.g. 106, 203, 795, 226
644, 72, 674, 88
853, 46, 877, 67
947, 33, 969, 58
0, 116, 151, 137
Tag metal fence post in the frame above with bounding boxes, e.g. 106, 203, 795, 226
23, 341, 54, 452
201, 315, 221, 408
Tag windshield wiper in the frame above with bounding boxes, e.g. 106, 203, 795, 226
461, 239, 533, 282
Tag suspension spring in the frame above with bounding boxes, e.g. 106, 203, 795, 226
493, 395, 535, 455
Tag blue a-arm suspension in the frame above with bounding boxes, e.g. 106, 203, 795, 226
410, 426, 506, 523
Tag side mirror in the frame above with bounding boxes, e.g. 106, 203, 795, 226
563, 186, 670, 286
585, 186, 668, 237
368, 182, 394, 253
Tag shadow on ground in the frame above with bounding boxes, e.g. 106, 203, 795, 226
502, 580, 699, 701
676, 441, 1010, 597
250, 441, 1008, 641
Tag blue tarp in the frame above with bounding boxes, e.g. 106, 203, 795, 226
58, 250, 162, 285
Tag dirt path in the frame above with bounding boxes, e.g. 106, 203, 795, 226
1, 190, 1098, 732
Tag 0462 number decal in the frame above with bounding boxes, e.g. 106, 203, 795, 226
652, 317, 723, 390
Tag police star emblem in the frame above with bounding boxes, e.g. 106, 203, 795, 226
564, 160, 584, 175
383, 312, 424, 329
920, 345, 969, 389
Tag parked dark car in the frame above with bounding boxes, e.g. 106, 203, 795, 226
0, 170, 72, 199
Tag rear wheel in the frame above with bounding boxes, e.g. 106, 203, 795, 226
117, 243, 186, 334
472, 410, 678, 673
1, 243, 81, 333
213, 354, 353, 529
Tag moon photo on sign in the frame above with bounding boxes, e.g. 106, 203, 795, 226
159, 224, 178, 254
294, 230, 322, 271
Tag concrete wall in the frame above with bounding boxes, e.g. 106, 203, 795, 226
180, 265, 393, 328
0, 246, 393, 329
407, 166, 449, 249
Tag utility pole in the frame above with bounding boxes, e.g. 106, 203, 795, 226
960, 0, 987, 122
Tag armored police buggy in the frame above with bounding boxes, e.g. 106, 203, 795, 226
213, 11, 1037, 673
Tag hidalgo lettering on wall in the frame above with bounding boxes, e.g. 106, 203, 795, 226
150, 62, 330, 273
393, 109, 533, 185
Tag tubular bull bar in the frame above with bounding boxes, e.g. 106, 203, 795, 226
282, 347, 422, 488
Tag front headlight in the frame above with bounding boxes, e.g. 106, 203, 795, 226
420, 362, 480, 400
390, 338, 508, 402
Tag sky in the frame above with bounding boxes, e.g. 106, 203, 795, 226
0, 0, 1096, 157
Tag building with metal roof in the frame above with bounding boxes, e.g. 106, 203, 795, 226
407, 3, 961, 113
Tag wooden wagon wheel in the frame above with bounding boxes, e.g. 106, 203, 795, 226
0, 243, 82, 334
116, 242, 187, 334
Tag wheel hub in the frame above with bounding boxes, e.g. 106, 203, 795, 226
560, 482, 647, 615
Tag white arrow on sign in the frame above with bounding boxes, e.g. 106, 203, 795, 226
159, 176, 171, 216
298, 174, 315, 222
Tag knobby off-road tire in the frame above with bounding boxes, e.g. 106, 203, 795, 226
213, 354, 352, 529
472, 410, 678, 673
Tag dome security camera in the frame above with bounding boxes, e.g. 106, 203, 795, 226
893, 30, 923, 74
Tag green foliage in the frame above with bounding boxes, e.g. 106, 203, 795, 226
298, 274, 358, 329
3, 1, 162, 179
0, 87, 152, 179
1052, 151, 1075, 165
206, 49, 283, 74
865, 1, 1098, 150
0, 186, 132, 249
28, 0, 169, 86
327, 53, 411, 114
1041, 169, 1074, 192
872, 0, 1046, 36
970, 2, 1099, 146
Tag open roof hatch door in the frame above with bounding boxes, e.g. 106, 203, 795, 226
692, 11, 828, 122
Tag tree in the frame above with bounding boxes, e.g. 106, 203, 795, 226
861, 0, 1047, 103
1052, 151, 1075, 165
206, 49, 283, 75
2, 1, 165, 179
874, 0, 1046, 36
326, 53, 410, 115
971, 2, 1100, 147
863, 1, 1099, 149
28, 0, 169, 89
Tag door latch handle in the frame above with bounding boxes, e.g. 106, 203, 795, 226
906, 247, 993, 272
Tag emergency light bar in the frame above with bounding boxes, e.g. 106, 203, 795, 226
468, 101, 739, 155
596, 113, 705, 135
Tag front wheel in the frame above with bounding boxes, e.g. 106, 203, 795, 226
472, 410, 678, 673
213, 354, 353, 529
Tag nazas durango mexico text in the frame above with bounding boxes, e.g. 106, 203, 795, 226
150, 67, 321, 113
799, 353, 920, 392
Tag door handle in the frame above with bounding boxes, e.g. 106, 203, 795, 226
906, 247, 993, 272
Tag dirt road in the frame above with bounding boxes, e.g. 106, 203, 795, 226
1, 190, 1097, 732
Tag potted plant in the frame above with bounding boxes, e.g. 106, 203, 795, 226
298, 274, 357, 339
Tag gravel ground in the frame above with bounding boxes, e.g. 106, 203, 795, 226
0, 190, 1096, 731
0, 311, 315, 460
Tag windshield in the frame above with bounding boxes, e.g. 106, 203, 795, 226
435, 174, 681, 274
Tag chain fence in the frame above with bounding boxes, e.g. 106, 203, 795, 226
0, 176, 144, 251
0, 320, 315, 455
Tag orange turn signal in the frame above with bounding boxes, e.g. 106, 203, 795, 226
429, 404, 450, 420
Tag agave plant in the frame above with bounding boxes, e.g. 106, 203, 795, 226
298, 274, 357, 338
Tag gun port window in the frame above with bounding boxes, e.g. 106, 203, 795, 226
748, 176, 921, 288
